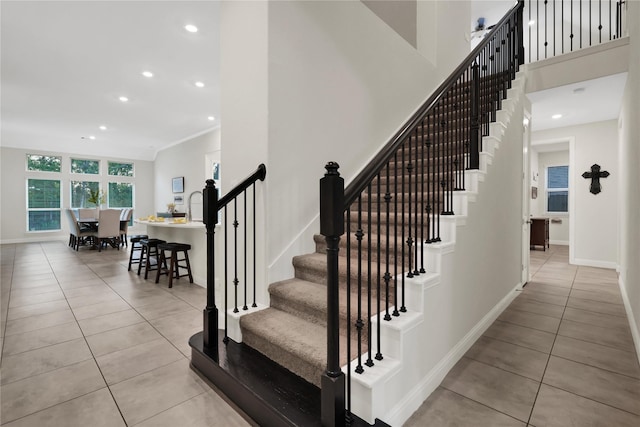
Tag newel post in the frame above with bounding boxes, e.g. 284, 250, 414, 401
202, 179, 219, 360
320, 162, 346, 427
469, 62, 481, 170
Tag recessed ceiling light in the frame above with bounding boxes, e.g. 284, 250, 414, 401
142, 71, 153, 78
99, 125, 107, 131
119, 96, 129, 102
185, 24, 198, 33
552, 114, 562, 119
528, 20, 536, 26
195, 81, 205, 88
208, 116, 215, 121
89, 135, 96, 140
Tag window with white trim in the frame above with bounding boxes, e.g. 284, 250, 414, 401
27, 179, 61, 231
546, 165, 569, 213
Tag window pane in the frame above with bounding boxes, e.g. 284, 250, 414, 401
27, 179, 61, 208
108, 182, 133, 207
71, 181, 99, 208
71, 159, 99, 174
28, 211, 61, 231
548, 190, 568, 212
26, 154, 61, 172
548, 166, 569, 189
108, 162, 134, 177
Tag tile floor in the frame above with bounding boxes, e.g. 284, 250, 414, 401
0, 241, 253, 426
405, 245, 640, 426
1, 242, 639, 426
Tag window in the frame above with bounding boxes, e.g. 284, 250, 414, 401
108, 161, 134, 177
71, 158, 99, 174
71, 181, 100, 208
27, 179, 61, 231
26, 154, 61, 172
547, 165, 569, 213
108, 182, 133, 208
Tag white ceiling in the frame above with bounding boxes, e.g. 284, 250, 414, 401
1, 1, 220, 161
1, 1, 626, 162
527, 73, 627, 133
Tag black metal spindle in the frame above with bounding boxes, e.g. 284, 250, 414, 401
243, 191, 248, 311
345, 207, 352, 421
544, 0, 548, 58
419, 121, 426, 273
599, 0, 603, 43
224, 205, 229, 343
376, 170, 385, 361
252, 183, 257, 308
366, 184, 373, 368
406, 135, 414, 279
355, 196, 364, 373
571, 0, 574, 51
233, 198, 239, 313
537, 0, 540, 60
383, 163, 391, 322
580, 0, 583, 48
413, 129, 420, 276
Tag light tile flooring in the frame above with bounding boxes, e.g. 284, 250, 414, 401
0, 241, 253, 426
405, 245, 640, 426
2, 243, 639, 426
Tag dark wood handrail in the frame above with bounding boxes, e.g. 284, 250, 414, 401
218, 163, 267, 210
343, 0, 524, 208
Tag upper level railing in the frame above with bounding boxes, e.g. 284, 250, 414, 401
320, 1, 525, 425
201, 164, 266, 358
525, 0, 627, 62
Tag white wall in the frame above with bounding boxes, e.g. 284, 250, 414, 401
618, 0, 640, 361
0, 147, 154, 243
532, 120, 618, 267
362, 0, 417, 47
220, 0, 441, 304
153, 129, 221, 220
532, 150, 571, 244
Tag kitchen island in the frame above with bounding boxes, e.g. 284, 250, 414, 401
135, 219, 208, 286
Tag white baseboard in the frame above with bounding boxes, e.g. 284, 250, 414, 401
549, 240, 569, 245
571, 257, 618, 269
383, 282, 522, 427
0, 236, 66, 245
619, 277, 640, 366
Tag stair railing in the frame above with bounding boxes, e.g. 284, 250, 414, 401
202, 164, 266, 359
320, 1, 524, 425
525, 0, 628, 62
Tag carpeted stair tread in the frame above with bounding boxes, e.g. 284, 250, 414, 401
269, 277, 393, 329
240, 307, 357, 387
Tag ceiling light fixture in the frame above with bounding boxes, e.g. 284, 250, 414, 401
142, 71, 153, 78
119, 96, 129, 102
195, 81, 205, 88
552, 114, 562, 119
528, 20, 535, 26
99, 125, 107, 130
89, 135, 96, 140
208, 116, 215, 121
185, 24, 198, 33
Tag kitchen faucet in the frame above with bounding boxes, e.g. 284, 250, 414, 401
187, 190, 203, 222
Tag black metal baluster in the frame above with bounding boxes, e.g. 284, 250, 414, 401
233, 198, 239, 313
396, 143, 404, 318
355, 196, 364, 373
580, 0, 583, 48
571, 0, 574, 51
252, 183, 257, 308
406, 134, 414, 279
528, 0, 532, 63
224, 205, 229, 343
243, 191, 248, 311
376, 170, 384, 361
383, 163, 391, 324
413, 128, 420, 277
537, 0, 540, 60
419, 121, 426, 273
544, 0, 548, 58
562, 0, 565, 53
389, 152, 397, 321
609, 0, 612, 40
346, 208, 352, 421
426, 114, 433, 243
599, 0, 602, 43
366, 184, 373, 368
553, 0, 556, 55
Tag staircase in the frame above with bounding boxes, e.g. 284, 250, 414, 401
189, 2, 526, 426
239, 77, 512, 388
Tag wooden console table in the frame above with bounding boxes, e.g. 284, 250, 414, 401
530, 218, 549, 251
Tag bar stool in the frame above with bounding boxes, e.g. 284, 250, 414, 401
127, 234, 149, 271
155, 242, 194, 288
138, 238, 166, 279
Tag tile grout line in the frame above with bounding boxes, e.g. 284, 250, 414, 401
525, 248, 577, 426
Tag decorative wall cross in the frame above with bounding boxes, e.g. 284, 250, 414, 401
581, 164, 610, 195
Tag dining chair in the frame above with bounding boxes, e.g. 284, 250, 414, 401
78, 208, 97, 220
89, 209, 122, 252
119, 208, 133, 247
66, 209, 94, 251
